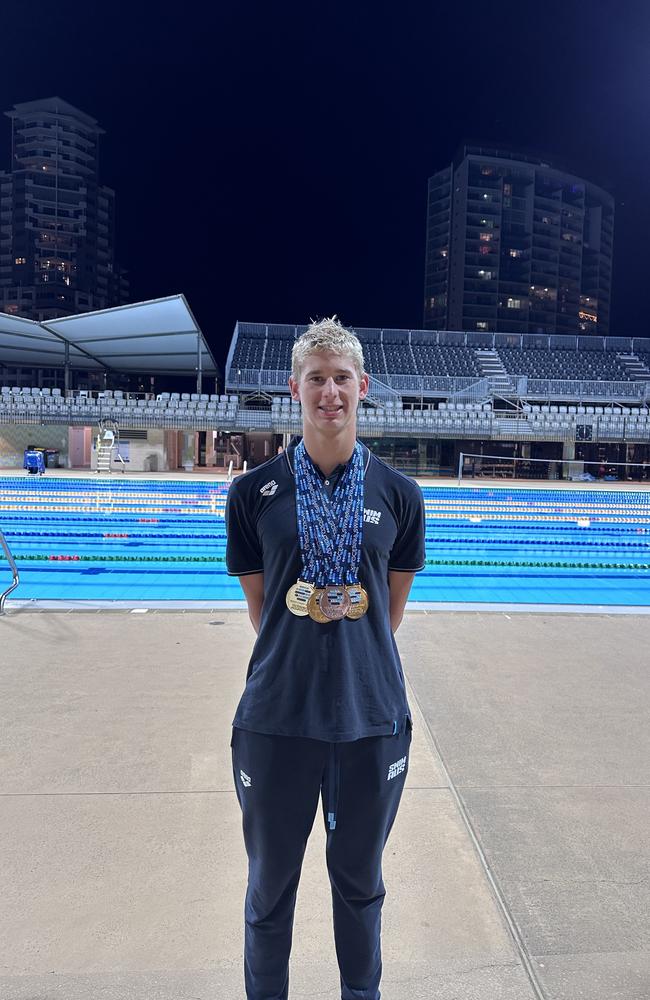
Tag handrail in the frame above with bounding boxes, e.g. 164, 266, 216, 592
98, 417, 122, 474
0, 529, 19, 614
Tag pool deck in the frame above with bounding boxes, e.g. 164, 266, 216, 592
3, 466, 650, 491
1, 608, 649, 999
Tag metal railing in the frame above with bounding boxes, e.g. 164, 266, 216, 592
230, 321, 650, 355
225, 369, 650, 401
366, 375, 402, 402
0, 529, 19, 614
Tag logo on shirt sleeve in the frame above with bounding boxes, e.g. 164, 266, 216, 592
364, 507, 382, 525
260, 480, 278, 497
240, 769, 252, 787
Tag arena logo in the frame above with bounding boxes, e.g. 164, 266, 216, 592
259, 480, 279, 497
364, 508, 382, 525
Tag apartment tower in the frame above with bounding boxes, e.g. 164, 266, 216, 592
0, 96, 128, 321
424, 145, 614, 337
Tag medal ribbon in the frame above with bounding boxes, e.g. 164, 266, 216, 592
294, 441, 364, 589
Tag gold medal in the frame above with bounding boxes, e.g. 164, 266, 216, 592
286, 580, 316, 617
307, 588, 330, 623
320, 584, 351, 621
345, 583, 369, 620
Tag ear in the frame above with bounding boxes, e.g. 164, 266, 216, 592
358, 372, 369, 401
289, 375, 300, 402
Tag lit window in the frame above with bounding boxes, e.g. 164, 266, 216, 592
440, 249, 448, 258
15, 257, 26, 264
507, 298, 522, 309
503, 183, 512, 195
479, 245, 491, 255
481, 167, 493, 176
479, 232, 493, 242
477, 270, 493, 280
530, 285, 557, 301
476, 321, 489, 330
509, 249, 522, 258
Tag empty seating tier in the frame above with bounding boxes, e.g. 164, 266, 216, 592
225, 325, 650, 393
497, 347, 630, 381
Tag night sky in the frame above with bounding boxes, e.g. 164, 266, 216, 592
2, 1, 650, 369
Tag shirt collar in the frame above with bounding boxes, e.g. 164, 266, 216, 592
284, 439, 371, 478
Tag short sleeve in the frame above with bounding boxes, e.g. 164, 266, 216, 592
225, 481, 264, 576
388, 482, 426, 572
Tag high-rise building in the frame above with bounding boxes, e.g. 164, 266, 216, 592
424, 145, 614, 337
0, 96, 128, 321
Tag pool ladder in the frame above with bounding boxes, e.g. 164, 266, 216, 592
0, 529, 19, 614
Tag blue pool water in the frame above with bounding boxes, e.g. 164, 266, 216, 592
1, 477, 649, 606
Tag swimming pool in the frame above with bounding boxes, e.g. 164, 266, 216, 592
1, 476, 649, 607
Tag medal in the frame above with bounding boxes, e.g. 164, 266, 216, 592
307, 588, 330, 623
345, 583, 369, 620
286, 579, 315, 616
320, 584, 351, 621
293, 440, 370, 624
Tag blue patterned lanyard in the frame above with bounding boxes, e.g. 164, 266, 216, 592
295, 441, 364, 588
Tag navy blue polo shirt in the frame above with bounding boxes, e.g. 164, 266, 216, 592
225, 442, 426, 742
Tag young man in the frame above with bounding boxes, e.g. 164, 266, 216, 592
226, 317, 425, 1000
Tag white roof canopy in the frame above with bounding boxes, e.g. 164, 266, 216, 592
0, 295, 218, 376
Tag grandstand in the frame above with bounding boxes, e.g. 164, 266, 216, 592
220, 322, 650, 477
225, 323, 650, 395
2, 312, 650, 476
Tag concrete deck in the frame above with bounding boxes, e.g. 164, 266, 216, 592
0, 609, 649, 999
3, 466, 650, 491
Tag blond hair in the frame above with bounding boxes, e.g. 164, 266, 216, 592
291, 316, 365, 380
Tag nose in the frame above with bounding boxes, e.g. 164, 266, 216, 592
322, 377, 339, 398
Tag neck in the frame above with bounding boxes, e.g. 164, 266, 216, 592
301, 427, 357, 476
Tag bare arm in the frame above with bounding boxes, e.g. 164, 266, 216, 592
239, 573, 265, 634
388, 571, 416, 633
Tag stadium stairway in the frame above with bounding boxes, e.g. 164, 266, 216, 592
618, 353, 650, 383
475, 349, 513, 394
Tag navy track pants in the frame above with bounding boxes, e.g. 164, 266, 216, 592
231, 722, 412, 1000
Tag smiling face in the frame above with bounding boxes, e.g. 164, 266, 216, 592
289, 351, 369, 440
